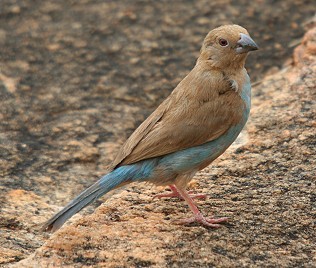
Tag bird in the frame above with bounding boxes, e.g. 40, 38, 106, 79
43, 24, 258, 232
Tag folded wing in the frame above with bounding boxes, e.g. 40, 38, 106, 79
111, 69, 245, 168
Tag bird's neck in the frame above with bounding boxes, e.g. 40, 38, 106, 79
197, 54, 247, 72
198, 61, 245, 73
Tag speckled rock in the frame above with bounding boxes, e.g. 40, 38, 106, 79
1, 1, 315, 267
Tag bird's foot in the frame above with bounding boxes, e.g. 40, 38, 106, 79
170, 186, 228, 228
153, 185, 206, 200
178, 213, 228, 228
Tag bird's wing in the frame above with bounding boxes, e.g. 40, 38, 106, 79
111, 69, 246, 168
110, 97, 170, 169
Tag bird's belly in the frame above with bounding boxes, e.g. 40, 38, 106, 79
155, 122, 246, 175
125, 120, 248, 186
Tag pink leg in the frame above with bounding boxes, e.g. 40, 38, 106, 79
154, 185, 207, 200
175, 186, 228, 228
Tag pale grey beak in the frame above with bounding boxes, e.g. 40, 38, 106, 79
236, 33, 259, 54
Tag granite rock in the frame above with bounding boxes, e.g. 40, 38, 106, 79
0, 1, 315, 267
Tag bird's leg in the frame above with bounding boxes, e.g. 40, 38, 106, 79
154, 184, 207, 200
175, 186, 228, 228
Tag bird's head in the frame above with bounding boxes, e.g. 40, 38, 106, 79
199, 24, 258, 70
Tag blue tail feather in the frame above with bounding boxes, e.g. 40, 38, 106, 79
43, 169, 130, 232
43, 160, 159, 232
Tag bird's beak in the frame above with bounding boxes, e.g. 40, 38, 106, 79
236, 33, 259, 54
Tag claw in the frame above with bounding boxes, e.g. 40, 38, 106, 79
178, 214, 228, 228
167, 185, 227, 228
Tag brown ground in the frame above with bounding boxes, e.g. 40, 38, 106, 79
0, 1, 315, 267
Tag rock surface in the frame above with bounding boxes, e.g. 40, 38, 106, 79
1, 1, 315, 267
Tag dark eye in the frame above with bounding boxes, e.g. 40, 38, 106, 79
219, 38, 229, 47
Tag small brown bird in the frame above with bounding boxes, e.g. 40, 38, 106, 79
43, 24, 258, 232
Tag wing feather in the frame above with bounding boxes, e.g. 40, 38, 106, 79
111, 67, 245, 168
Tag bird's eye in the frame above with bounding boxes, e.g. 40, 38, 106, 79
219, 38, 229, 47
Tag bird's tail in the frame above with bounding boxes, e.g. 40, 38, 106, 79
42, 169, 130, 232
